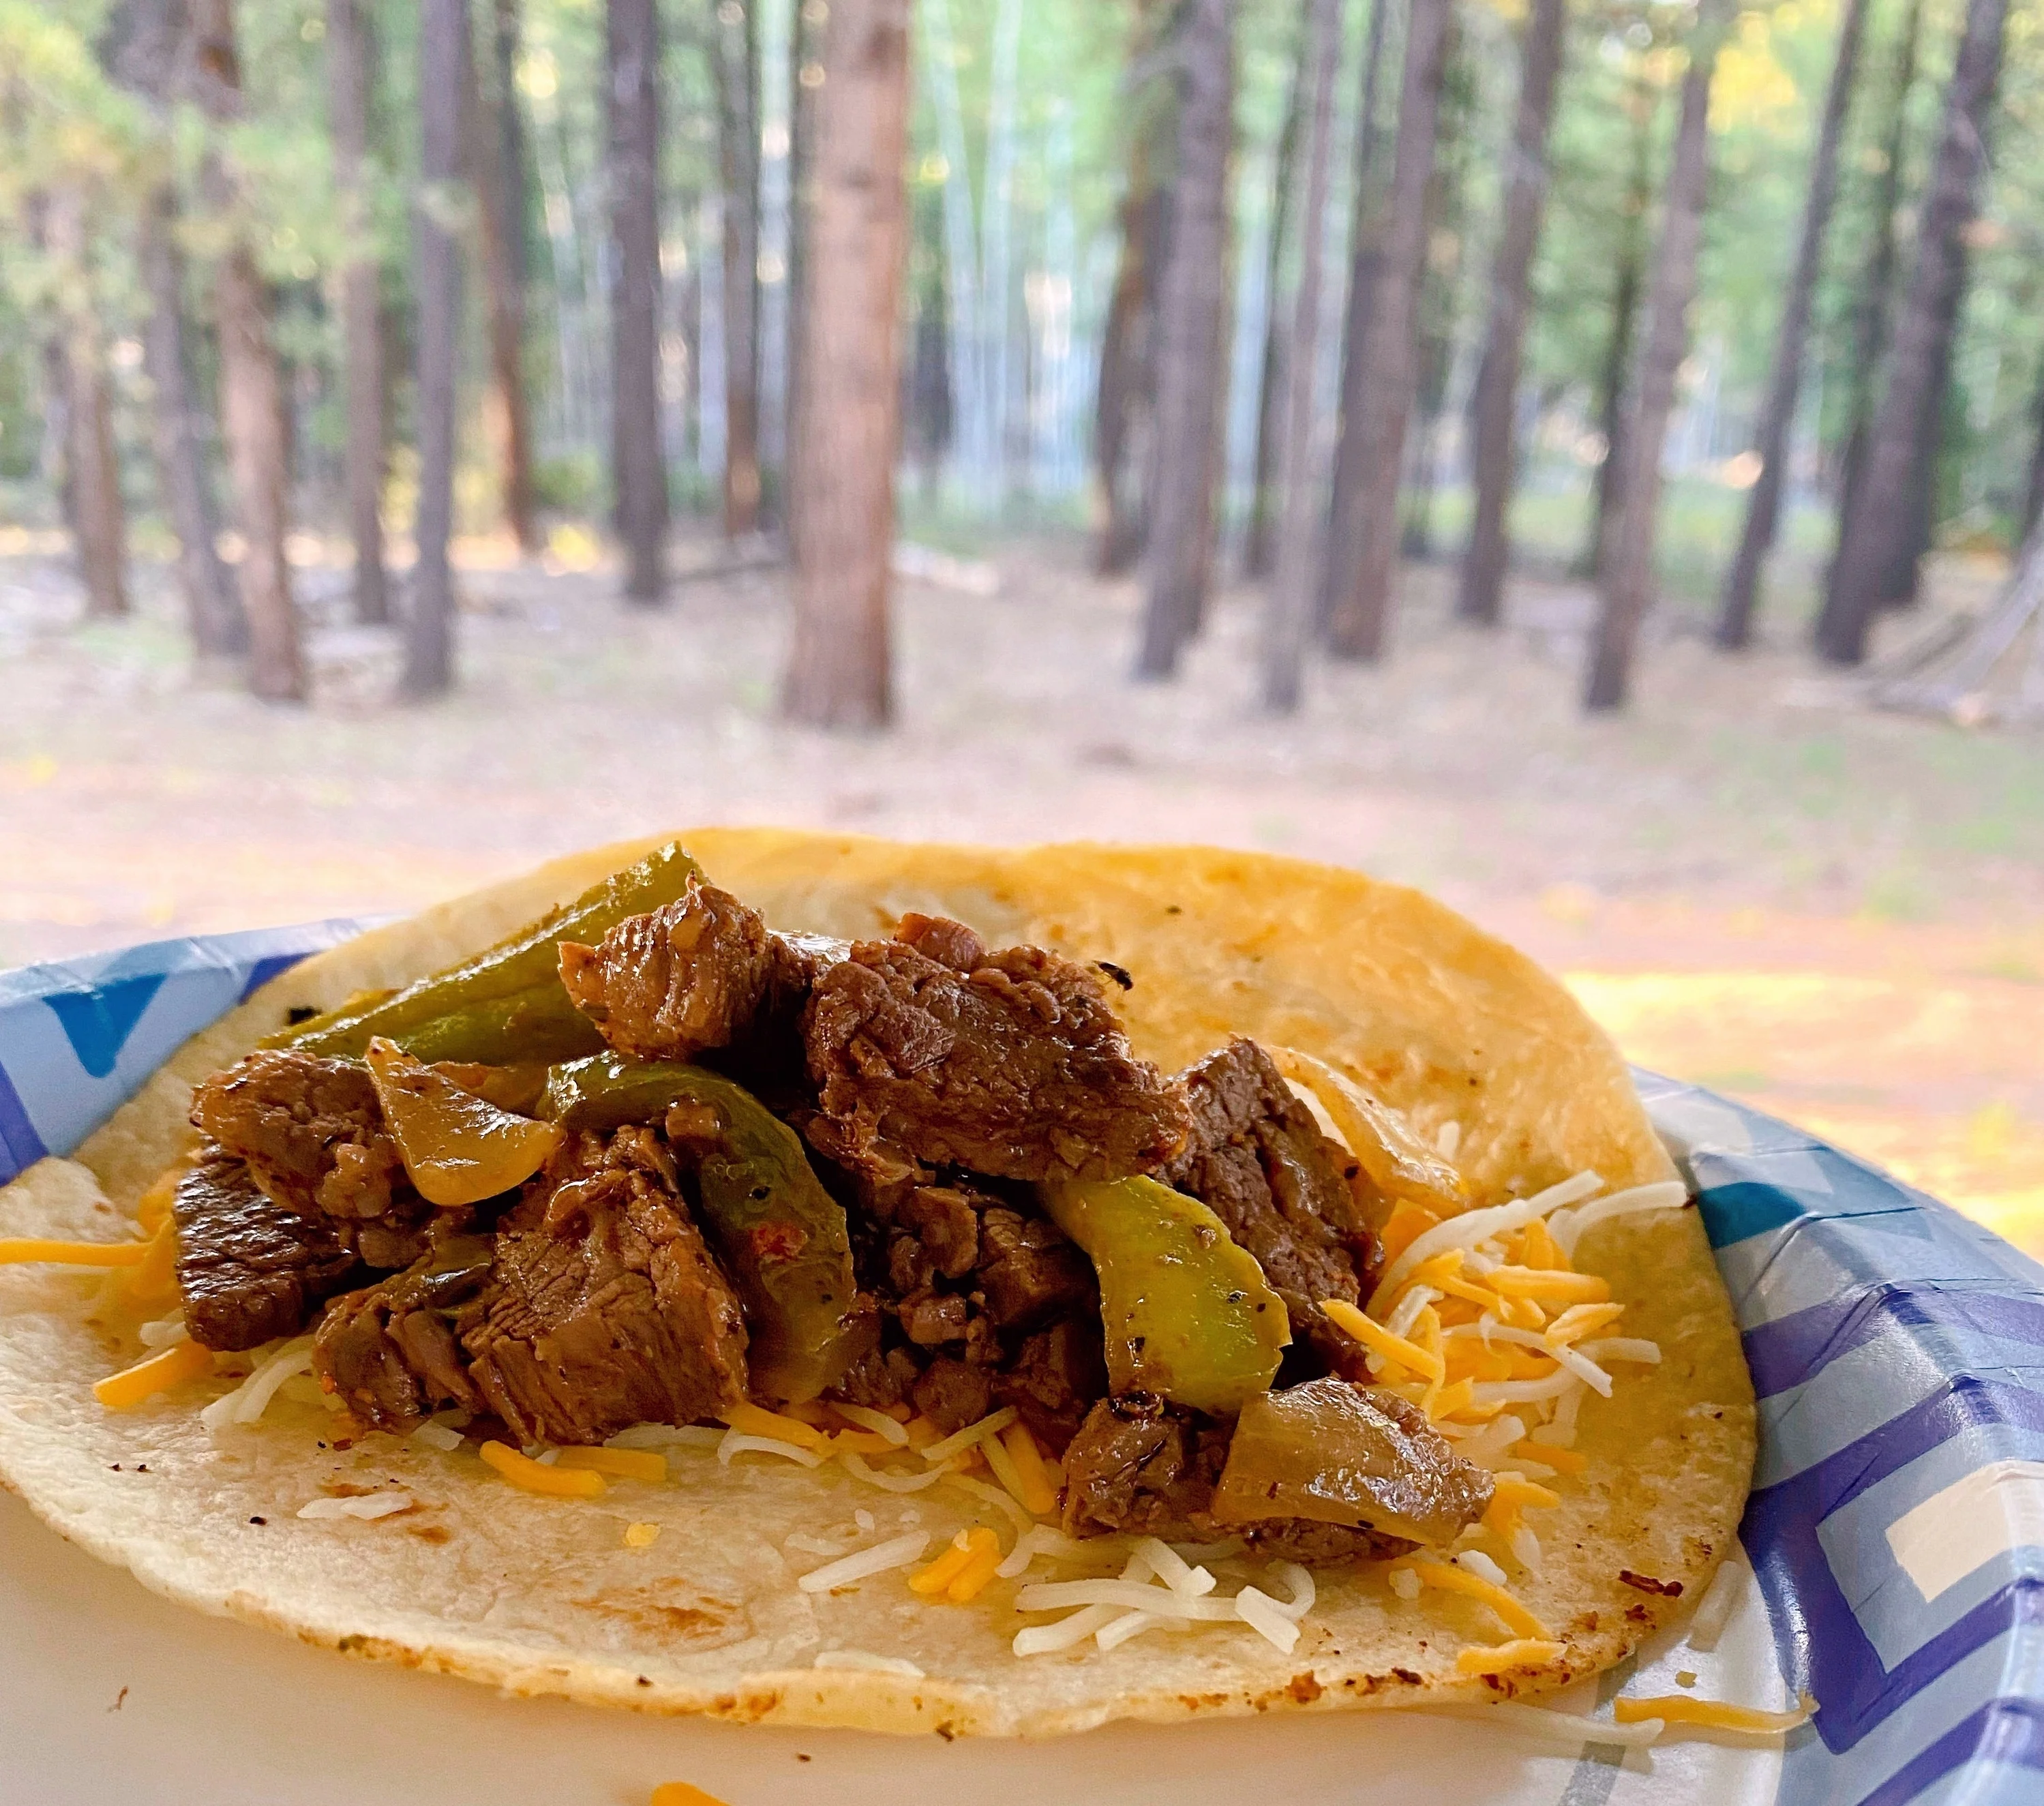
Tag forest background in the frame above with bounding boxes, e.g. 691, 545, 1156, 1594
1, 0, 2041, 1253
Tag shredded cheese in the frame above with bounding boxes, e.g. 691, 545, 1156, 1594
624, 1522, 661, 1548
919, 1406, 1020, 1466
1456, 1638, 1566, 1676
1614, 1694, 1814, 1734
479, 1439, 606, 1498
719, 1402, 831, 1450
1321, 1299, 1445, 1383
944, 1527, 1005, 1602
830, 1402, 910, 1445
93, 1338, 211, 1409
799, 1529, 932, 1593
3, 1237, 150, 1268
648, 1784, 731, 1806
1394, 1560, 1550, 1640
554, 1445, 668, 1484
1488, 1267, 1611, 1304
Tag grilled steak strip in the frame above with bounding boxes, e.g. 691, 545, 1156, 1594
800, 914, 1192, 1184
174, 1151, 361, 1351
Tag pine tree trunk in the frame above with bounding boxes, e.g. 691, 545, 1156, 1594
1456, 0, 1565, 627
1242, 31, 1307, 581
1401, 16, 1469, 563
716, 0, 762, 537
190, 0, 305, 702
2021, 362, 2044, 543
325, 0, 389, 624
405, 0, 468, 698
607, 0, 667, 601
1322, 0, 1450, 661
1582, 0, 1732, 712
138, 185, 245, 658
1835, 0, 1924, 539
1715, 0, 1869, 650
782, 0, 912, 729
1259, 0, 1344, 714
1580, 74, 1655, 580
1316, 0, 1394, 636
1818, 0, 2009, 665
46, 189, 130, 621
786, 0, 823, 536
1132, 0, 1235, 680
982, 0, 1025, 495
469, 0, 539, 554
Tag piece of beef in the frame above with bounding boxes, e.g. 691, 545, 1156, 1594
800, 914, 1192, 1184
911, 1355, 992, 1432
558, 877, 837, 1064
174, 1152, 361, 1351
831, 1343, 925, 1411
895, 1185, 980, 1278
993, 1316, 1108, 1453
312, 1237, 495, 1432
902, 1290, 970, 1346
457, 1127, 750, 1446
976, 1206, 1094, 1331
1163, 1038, 1381, 1380
192, 1049, 408, 1224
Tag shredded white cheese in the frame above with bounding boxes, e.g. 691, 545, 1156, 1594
797, 1530, 931, 1593
297, 1491, 412, 1521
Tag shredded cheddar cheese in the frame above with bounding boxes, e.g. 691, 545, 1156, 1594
944, 1527, 1004, 1603
1321, 1299, 1445, 1383
1614, 1694, 1815, 1734
1394, 1560, 1550, 1640
130, 1222, 181, 1303
479, 1440, 607, 1498
93, 1337, 211, 1409
1488, 1267, 1612, 1304
993, 1423, 1059, 1516
719, 1402, 831, 1451
624, 1522, 662, 1548
909, 1529, 978, 1596
1, 1237, 150, 1268
1377, 1201, 1441, 1266
1456, 1638, 1566, 1676
648, 1784, 730, 1806
555, 1445, 668, 1484
1526, 1443, 1587, 1473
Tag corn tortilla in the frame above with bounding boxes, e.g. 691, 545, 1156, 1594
0, 831, 1754, 1736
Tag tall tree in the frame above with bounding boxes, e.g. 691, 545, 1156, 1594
1259, 0, 1344, 714
191, 0, 306, 702
1321, 0, 1450, 661
785, 0, 824, 535
1835, 0, 1925, 537
1317, 0, 1394, 635
1455, 0, 1566, 627
406, 0, 469, 697
470, 0, 539, 554
1242, 29, 1306, 580
326, 0, 389, 622
1092, 0, 1175, 575
715, 0, 762, 538
1132, 0, 1235, 679
138, 188, 244, 659
45, 187, 129, 620
1714, 0, 1872, 650
607, 0, 667, 602
1818, 0, 2010, 663
782, 0, 912, 728
1582, 0, 1733, 712
1400, 15, 1470, 560
1580, 65, 1656, 580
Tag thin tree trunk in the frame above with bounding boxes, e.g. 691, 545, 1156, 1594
325, 0, 389, 623
982, 0, 1024, 492
922, 0, 988, 505
1456, 0, 1565, 627
468, 0, 538, 554
1242, 31, 1307, 580
716, 0, 762, 537
2021, 358, 2044, 543
1582, 0, 1732, 712
785, 0, 823, 536
1715, 0, 1869, 650
1316, 0, 1394, 635
1132, 0, 1235, 679
405, 0, 468, 697
1835, 0, 1924, 537
190, 0, 305, 702
608, 0, 667, 601
1400, 15, 1468, 562
783, 0, 912, 729
1818, 0, 2008, 664
1322, 0, 1450, 661
46, 189, 130, 620
1578, 78, 1655, 580
138, 186, 244, 657
1259, 0, 1344, 714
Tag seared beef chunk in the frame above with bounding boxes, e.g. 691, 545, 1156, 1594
894, 1186, 980, 1278
192, 1049, 407, 1224
1060, 1392, 1412, 1560
1163, 1038, 1381, 1379
976, 1207, 1093, 1331
800, 914, 1192, 1184
312, 1237, 494, 1431
911, 1355, 993, 1433
993, 1317, 1108, 1452
459, 1127, 749, 1446
558, 877, 834, 1064
175, 1152, 361, 1351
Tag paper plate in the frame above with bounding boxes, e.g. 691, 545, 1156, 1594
2, 923, 2039, 1806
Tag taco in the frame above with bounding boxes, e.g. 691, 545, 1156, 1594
0, 830, 1754, 1737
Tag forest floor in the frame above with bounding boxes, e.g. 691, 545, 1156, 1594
3, 524, 2041, 1254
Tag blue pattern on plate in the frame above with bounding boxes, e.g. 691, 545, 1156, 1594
2, 932, 2041, 1805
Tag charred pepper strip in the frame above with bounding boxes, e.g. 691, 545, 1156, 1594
542, 1055, 865, 1404
1040, 1176, 1289, 1415
274, 842, 702, 1064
